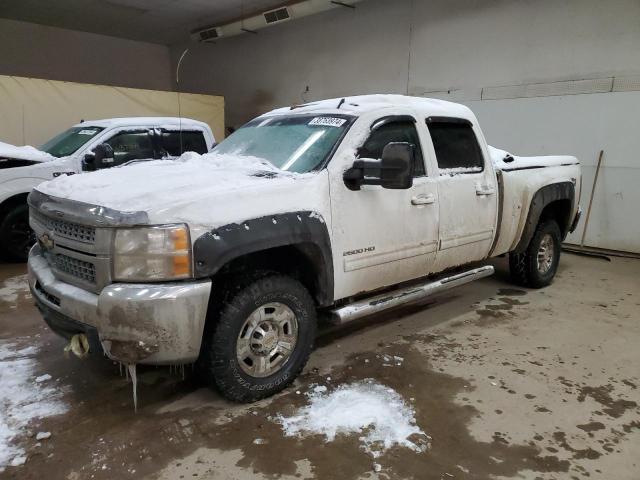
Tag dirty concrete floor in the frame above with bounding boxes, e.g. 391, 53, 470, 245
0, 253, 639, 480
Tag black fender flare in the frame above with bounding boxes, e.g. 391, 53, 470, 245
192, 211, 334, 306
514, 182, 575, 253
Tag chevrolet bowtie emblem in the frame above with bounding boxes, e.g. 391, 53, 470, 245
38, 233, 55, 251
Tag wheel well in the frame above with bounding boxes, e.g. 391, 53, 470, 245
212, 244, 331, 306
539, 199, 572, 238
0, 193, 29, 219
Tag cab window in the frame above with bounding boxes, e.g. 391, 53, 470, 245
426, 120, 484, 173
358, 120, 425, 177
104, 130, 155, 164
162, 130, 208, 156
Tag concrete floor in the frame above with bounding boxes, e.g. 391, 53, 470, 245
0, 252, 639, 480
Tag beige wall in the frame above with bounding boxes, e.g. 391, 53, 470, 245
0, 18, 172, 92
0, 75, 224, 146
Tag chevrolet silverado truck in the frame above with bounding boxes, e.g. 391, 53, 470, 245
0, 117, 214, 262
27, 95, 581, 402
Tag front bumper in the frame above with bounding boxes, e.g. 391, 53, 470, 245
28, 245, 212, 365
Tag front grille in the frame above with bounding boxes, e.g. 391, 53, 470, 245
32, 211, 96, 244
53, 254, 96, 284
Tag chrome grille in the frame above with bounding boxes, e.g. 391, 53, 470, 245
53, 254, 97, 284
32, 210, 96, 244
28, 192, 133, 293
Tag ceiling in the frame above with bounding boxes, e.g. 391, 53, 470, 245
0, 0, 289, 45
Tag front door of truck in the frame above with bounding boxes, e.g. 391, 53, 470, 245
328, 115, 439, 300
425, 117, 498, 271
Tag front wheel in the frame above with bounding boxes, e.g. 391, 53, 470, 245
509, 219, 561, 288
199, 274, 317, 402
0, 204, 36, 263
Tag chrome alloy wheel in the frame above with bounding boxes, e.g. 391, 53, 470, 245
536, 233, 555, 274
236, 302, 299, 378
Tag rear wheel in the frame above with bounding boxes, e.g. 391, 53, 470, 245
509, 219, 561, 288
0, 204, 35, 262
199, 274, 317, 402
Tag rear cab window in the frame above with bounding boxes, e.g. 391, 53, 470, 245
426, 117, 484, 175
162, 130, 208, 156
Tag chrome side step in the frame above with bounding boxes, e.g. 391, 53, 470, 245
330, 265, 494, 324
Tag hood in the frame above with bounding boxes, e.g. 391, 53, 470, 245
36, 152, 324, 235
0, 141, 55, 167
489, 146, 578, 171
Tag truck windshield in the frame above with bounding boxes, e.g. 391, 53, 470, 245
213, 114, 353, 172
41, 126, 104, 158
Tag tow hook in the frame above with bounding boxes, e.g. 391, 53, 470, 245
64, 334, 90, 358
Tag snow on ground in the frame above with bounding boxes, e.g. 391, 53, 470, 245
0, 141, 55, 163
0, 341, 67, 472
277, 381, 428, 457
0, 274, 31, 305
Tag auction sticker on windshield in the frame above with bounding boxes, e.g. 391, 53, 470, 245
77, 129, 100, 136
309, 117, 347, 128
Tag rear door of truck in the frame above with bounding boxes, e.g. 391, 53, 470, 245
424, 117, 498, 270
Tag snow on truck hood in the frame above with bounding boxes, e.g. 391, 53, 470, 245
0, 141, 55, 163
36, 152, 320, 233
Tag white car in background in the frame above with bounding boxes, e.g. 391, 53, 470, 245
0, 117, 215, 261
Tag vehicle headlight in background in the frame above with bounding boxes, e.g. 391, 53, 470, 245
113, 224, 192, 281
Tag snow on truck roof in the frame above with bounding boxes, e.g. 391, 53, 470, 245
74, 117, 210, 129
265, 94, 474, 120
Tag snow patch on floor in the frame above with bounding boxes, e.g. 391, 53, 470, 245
277, 381, 428, 457
0, 341, 67, 471
0, 275, 31, 305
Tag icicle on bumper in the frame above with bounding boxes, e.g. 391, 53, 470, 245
128, 364, 138, 413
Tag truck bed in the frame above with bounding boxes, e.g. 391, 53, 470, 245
488, 146, 581, 257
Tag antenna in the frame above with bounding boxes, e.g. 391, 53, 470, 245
176, 48, 190, 155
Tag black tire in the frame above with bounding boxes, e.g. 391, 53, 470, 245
509, 219, 561, 288
0, 203, 35, 263
199, 274, 317, 402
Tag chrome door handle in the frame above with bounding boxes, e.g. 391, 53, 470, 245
411, 194, 436, 205
476, 185, 495, 196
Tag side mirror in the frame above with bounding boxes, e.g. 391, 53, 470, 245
82, 143, 114, 171
379, 142, 414, 189
343, 142, 414, 191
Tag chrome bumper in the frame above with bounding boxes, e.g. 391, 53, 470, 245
28, 245, 212, 365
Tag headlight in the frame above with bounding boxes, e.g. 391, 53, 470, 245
113, 224, 192, 281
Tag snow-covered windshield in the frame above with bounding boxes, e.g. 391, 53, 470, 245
41, 126, 104, 158
214, 114, 353, 172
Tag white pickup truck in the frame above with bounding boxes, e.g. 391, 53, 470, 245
0, 117, 214, 261
27, 95, 581, 402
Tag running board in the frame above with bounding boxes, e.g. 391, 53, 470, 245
330, 265, 494, 324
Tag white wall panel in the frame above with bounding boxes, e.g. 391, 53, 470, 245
169, 0, 640, 253
466, 92, 640, 253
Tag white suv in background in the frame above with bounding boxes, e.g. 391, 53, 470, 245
0, 117, 215, 261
